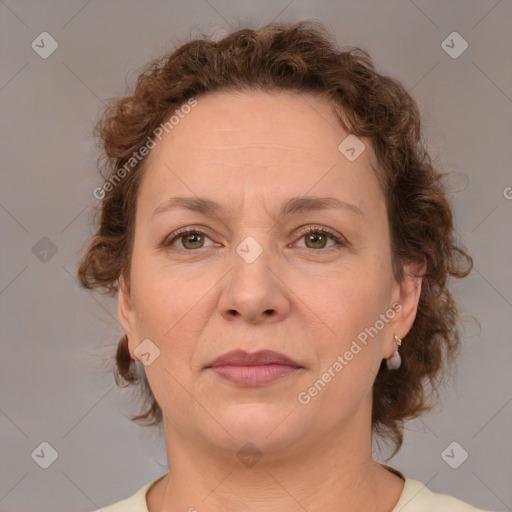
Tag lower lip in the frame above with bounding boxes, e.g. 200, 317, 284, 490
209, 364, 300, 386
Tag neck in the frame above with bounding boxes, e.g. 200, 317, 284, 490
148, 401, 404, 512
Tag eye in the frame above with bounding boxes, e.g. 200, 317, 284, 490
294, 226, 346, 250
160, 225, 347, 253
162, 228, 215, 251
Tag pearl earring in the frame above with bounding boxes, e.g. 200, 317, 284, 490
386, 334, 402, 370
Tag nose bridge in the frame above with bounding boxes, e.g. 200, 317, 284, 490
231, 230, 276, 293
219, 229, 290, 323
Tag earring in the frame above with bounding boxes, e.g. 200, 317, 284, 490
386, 334, 402, 370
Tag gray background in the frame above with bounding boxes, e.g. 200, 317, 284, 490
1, 1, 511, 511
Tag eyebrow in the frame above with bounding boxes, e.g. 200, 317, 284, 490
151, 196, 364, 220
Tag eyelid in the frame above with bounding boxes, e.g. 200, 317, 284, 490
161, 225, 218, 250
292, 225, 347, 249
295, 224, 343, 239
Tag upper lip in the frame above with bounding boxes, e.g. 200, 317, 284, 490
206, 349, 301, 368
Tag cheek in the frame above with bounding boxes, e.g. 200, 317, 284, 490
128, 251, 222, 375
301, 262, 392, 368
128, 263, 203, 416
130, 245, 197, 333
298, 276, 388, 415
311, 262, 387, 322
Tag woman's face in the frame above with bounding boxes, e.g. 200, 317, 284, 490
119, 90, 422, 456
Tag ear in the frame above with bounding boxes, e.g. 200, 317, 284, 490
385, 258, 426, 358
118, 274, 138, 360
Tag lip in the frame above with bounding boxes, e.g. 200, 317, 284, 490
205, 349, 302, 387
207, 349, 300, 368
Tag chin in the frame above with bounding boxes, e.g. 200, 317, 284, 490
206, 403, 307, 456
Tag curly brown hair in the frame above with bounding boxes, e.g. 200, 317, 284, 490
77, 20, 473, 458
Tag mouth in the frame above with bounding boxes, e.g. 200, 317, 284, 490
205, 349, 302, 387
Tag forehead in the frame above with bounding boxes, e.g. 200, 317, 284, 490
137, 89, 382, 218
151, 90, 347, 157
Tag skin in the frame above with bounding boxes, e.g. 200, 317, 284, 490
118, 90, 424, 512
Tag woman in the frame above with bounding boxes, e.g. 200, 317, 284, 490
78, 20, 495, 512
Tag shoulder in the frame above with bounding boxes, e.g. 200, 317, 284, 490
393, 475, 496, 512
378, 463, 496, 512
91, 475, 165, 512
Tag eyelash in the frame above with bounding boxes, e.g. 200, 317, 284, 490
160, 225, 347, 253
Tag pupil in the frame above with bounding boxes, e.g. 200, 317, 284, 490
308, 233, 325, 248
186, 233, 202, 247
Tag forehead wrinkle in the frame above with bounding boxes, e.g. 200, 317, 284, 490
207, 143, 311, 151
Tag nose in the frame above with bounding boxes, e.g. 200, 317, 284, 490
218, 244, 291, 325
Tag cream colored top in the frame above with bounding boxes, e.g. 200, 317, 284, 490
92, 464, 496, 511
